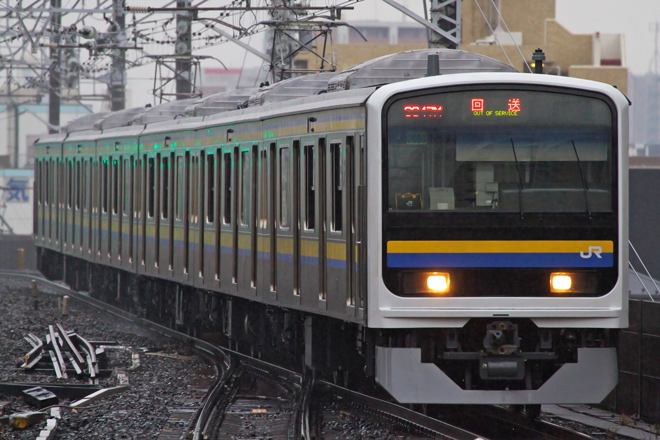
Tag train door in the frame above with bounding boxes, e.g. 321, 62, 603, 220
292, 141, 301, 304
161, 148, 174, 277
256, 142, 277, 302
187, 150, 201, 283
93, 151, 102, 264
356, 134, 367, 313
86, 156, 93, 259
63, 157, 71, 253
299, 138, 320, 310
171, 150, 188, 281
219, 145, 237, 293
255, 143, 270, 300
116, 153, 124, 266
236, 144, 258, 296
154, 151, 163, 273
325, 136, 348, 314
77, 157, 84, 256
202, 148, 218, 289
46, 157, 52, 246
145, 151, 159, 275
120, 155, 134, 270
135, 151, 143, 272
250, 145, 258, 294
276, 141, 294, 305
195, 148, 206, 287
99, 154, 110, 264
56, 156, 62, 249
109, 153, 118, 265
139, 152, 148, 272
345, 136, 357, 316
318, 138, 327, 307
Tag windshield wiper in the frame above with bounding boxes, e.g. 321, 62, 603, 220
510, 139, 524, 219
571, 139, 592, 219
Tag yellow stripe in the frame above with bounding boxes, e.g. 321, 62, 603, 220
327, 241, 346, 261
387, 240, 614, 254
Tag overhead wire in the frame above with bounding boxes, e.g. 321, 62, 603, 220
487, 0, 532, 73
472, 0, 514, 69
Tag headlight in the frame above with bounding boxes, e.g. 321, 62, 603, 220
550, 273, 572, 292
427, 273, 450, 293
550, 272, 597, 294
402, 272, 451, 295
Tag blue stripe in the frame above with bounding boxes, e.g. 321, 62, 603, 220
387, 252, 614, 268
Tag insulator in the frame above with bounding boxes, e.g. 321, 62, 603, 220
126, 6, 150, 13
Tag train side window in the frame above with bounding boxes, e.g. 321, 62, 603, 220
304, 144, 315, 231
191, 155, 199, 224
136, 157, 142, 219
207, 152, 215, 223
280, 146, 290, 228
148, 157, 155, 218
123, 158, 129, 216
162, 155, 169, 219
330, 142, 343, 232
67, 160, 73, 209
224, 152, 232, 224
44, 161, 49, 206
241, 149, 250, 226
78, 159, 88, 212
113, 158, 119, 215
75, 160, 81, 210
176, 156, 183, 220
103, 159, 109, 213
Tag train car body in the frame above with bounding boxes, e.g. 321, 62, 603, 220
33, 49, 629, 406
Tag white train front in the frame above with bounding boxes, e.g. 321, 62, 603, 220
33, 49, 629, 407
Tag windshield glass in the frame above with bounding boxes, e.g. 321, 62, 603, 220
385, 88, 614, 212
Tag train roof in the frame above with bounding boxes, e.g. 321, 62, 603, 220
61, 49, 517, 134
327, 48, 517, 91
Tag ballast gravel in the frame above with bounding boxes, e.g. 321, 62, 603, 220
0, 276, 214, 440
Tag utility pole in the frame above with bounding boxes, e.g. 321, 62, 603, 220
429, 0, 460, 49
175, 0, 192, 99
48, 0, 61, 134
110, 0, 126, 111
381, 0, 461, 49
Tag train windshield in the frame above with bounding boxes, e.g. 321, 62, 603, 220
385, 88, 614, 213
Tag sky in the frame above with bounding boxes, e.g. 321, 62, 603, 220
123, 0, 660, 108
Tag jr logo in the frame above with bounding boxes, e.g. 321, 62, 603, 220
580, 246, 603, 259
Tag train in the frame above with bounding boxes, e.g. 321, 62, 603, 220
33, 48, 629, 409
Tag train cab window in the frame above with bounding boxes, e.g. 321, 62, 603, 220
280, 147, 290, 228
224, 152, 232, 224
240, 150, 250, 226
330, 142, 343, 232
148, 157, 155, 218
385, 88, 614, 213
207, 152, 215, 223
304, 144, 315, 231
162, 155, 169, 219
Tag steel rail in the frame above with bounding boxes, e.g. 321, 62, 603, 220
0, 271, 488, 440
319, 380, 487, 440
444, 405, 598, 440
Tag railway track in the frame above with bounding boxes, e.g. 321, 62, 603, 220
436, 405, 599, 440
0, 271, 614, 440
